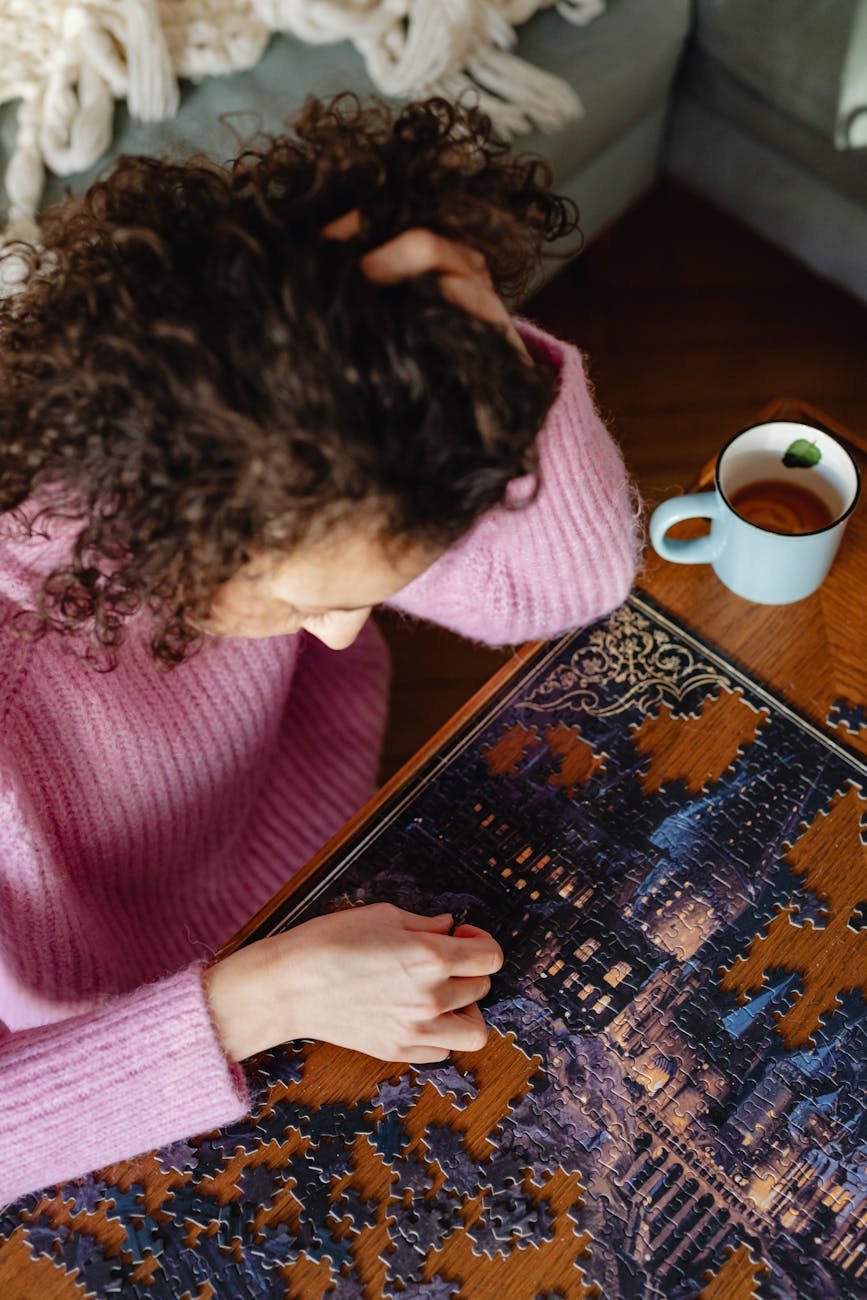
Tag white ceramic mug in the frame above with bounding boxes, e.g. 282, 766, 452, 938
649, 421, 861, 604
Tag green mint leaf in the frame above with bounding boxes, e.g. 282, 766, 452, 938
782, 438, 821, 468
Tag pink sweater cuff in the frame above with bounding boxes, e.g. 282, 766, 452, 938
0, 964, 250, 1204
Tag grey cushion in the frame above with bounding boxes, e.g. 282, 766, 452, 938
677, 46, 867, 206
666, 93, 867, 301
692, 0, 866, 147
494, 0, 690, 184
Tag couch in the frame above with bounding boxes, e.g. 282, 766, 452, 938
1, 1, 865, 302
666, 0, 867, 304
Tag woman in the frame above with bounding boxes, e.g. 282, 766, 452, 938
0, 95, 639, 1201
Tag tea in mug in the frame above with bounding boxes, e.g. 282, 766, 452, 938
729, 479, 836, 535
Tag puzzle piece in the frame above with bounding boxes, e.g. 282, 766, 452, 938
248, 1045, 306, 1093
380, 1231, 428, 1289
235, 1162, 290, 1209
372, 1112, 414, 1164
305, 1136, 355, 1184
415, 1127, 478, 1201
196, 1122, 264, 1165
154, 1140, 198, 1176
327, 1186, 378, 1235
397, 1280, 459, 1298
372, 1075, 423, 1116
122, 1210, 165, 1265
469, 1183, 555, 1258
391, 1148, 437, 1201
413, 1062, 478, 1109
827, 695, 867, 736
62, 1178, 110, 1216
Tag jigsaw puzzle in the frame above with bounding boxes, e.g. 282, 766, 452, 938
1, 593, 865, 1298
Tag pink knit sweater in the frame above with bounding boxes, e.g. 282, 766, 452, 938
0, 320, 639, 1203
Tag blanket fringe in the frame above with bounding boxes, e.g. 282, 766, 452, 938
0, 0, 603, 259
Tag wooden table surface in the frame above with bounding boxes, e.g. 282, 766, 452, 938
1, 399, 864, 1299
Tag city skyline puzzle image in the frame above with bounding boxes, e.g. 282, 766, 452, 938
2, 593, 865, 1298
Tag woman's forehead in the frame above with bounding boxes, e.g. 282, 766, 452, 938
245, 530, 439, 609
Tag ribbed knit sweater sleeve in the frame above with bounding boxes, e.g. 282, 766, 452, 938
0, 960, 249, 1204
388, 318, 642, 643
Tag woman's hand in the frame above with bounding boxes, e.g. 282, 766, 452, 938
203, 902, 504, 1064
323, 209, 532, 363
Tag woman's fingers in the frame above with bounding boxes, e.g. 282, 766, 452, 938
452, 923, 487, 939
414, 1002, 490, 1054
402, 1046, 452, 1063
438, 271, 504, 326
438, 272, 529, 360
431, 930, 504, 978
323, 214, 486, 284
432, 974, 492, 1014
398, 910, 455, 933
321, 208, 362, 240
322, 216, 530, 360
360, 227, 485, 285
324, 217, 493, 297
367, 234, 528, 359
443, 1002, 490, 1050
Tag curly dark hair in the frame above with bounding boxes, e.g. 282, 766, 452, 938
0, 94, 580, 668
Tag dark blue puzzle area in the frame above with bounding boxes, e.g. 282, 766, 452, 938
2, 594, 866, 1298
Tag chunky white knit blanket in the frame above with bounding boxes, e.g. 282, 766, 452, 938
0, 0, 605, 248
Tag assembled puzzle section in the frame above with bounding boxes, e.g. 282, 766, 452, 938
1, 594, 865, 1298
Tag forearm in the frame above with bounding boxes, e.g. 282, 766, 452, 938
388, 319, 642, 645
0, 965, 248, 1205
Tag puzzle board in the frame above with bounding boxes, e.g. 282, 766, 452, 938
1, 593, 866, 1299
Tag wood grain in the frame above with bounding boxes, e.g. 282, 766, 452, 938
700, 1243, 768, 1299
631, 686, 769, 795
719, 783, 867, 1048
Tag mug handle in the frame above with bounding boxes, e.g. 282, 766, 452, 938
649, 492, 723, 564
